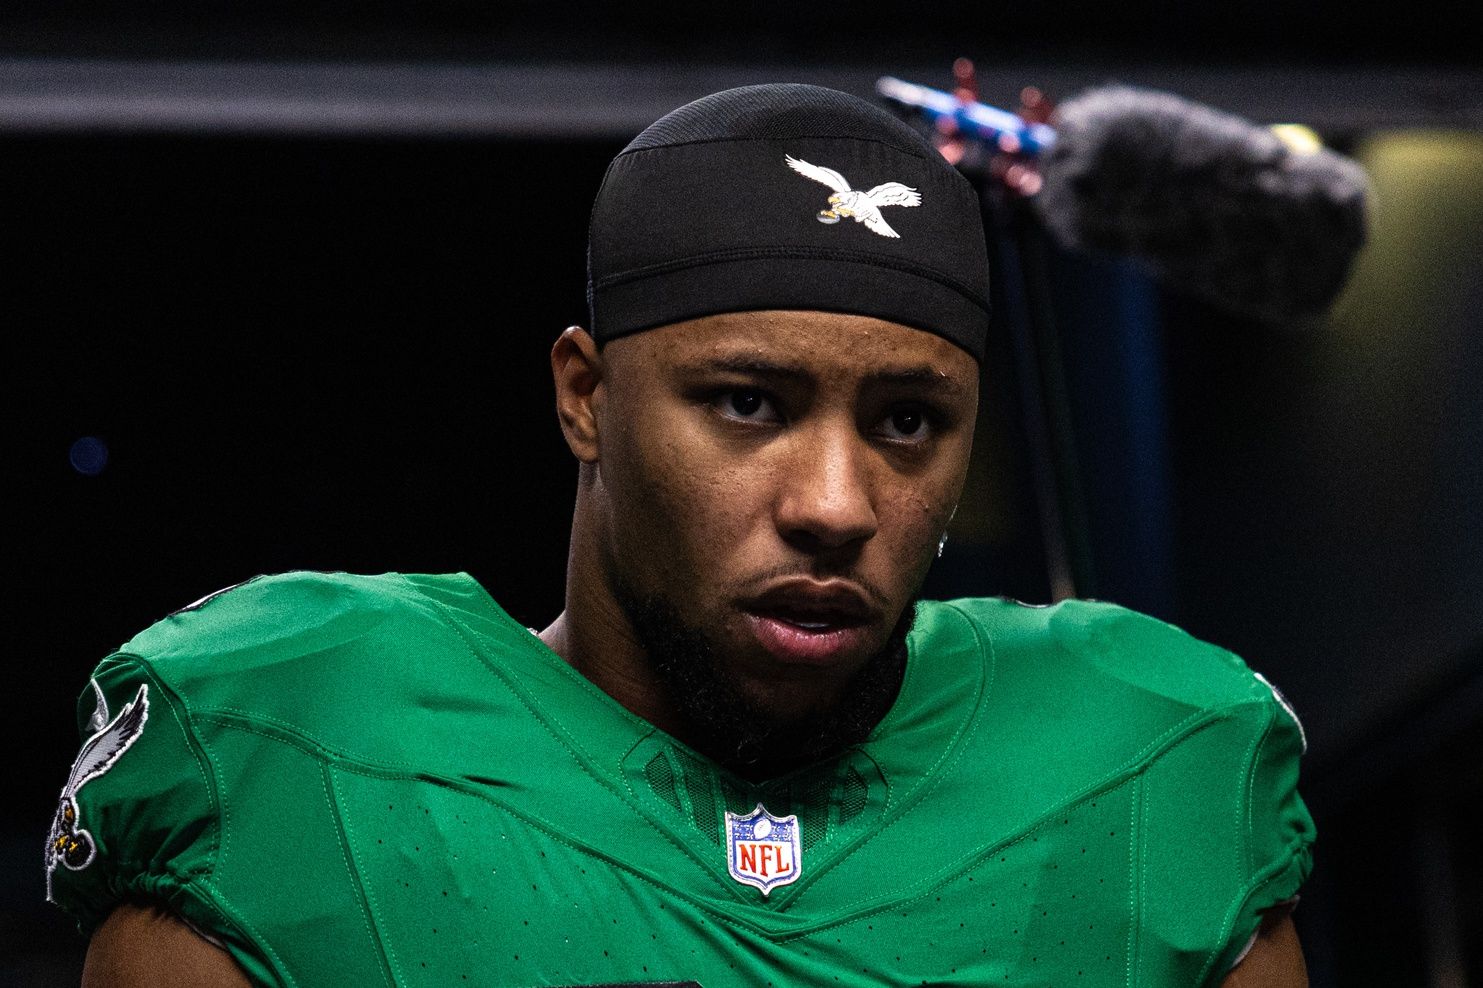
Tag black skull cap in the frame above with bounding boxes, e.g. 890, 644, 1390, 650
586, 83, 990, 360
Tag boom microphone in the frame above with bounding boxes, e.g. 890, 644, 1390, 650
877, 78, 1370, 322
1035, 85, 1369, 323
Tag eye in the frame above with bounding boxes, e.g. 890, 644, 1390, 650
715, 388, 781, 424
877, 405, 934, 443
891, 408, 923, 435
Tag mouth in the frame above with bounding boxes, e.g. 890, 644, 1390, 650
741, 581, 880, 666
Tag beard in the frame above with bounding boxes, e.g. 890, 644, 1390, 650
609, 567, 914, 781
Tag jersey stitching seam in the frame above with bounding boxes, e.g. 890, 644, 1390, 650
812, 714, 1230, 944
320, 757, 811, 941
200, 705, 427, 771
819, 710, 1258, 950
182, 716, 738, 929
82, 659, 221, 882
788, 605, 1227, 925
401, 574, 632, 761
399, 577, 749, 900
190, 605, 714, 901
1241, 703, 1272, 892
196, 712, 402, 770
111, 656, 300, 987
117, 656, 223, 872
187, 598, 753, 925
1196, 836, 1315, 987
1192, 699, 1281, 988
411, 574, 682, 735
787, 602, 992, 913
195, 878, 299, 988
1127, 775, 1142, 988
812, 773, 1140, 945
322, 764, 401, 988
193, 687, 1243, 945
215, 724, 955, 944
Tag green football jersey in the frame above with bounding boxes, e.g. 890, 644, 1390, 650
47, 571, 1312, 987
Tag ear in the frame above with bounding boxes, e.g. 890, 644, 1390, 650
551, 326, 603, 463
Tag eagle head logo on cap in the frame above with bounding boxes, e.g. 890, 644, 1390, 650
785, 155, 922, 239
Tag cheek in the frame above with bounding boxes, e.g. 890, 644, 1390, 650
600, 412, 766, 585
879, 491, 947, 566
873, 454, 971, 582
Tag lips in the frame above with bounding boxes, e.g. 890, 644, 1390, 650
741, 581, 881, 666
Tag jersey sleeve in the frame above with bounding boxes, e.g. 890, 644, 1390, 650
1224, 675, 1313, 968
45, 652, 221, 936
1101, 609, 1314, 986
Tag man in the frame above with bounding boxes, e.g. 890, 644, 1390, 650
48, 84, 1312, 986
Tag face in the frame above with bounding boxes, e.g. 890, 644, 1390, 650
586, 310, 978, 742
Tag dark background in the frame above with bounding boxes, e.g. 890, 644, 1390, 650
3, 5, 1481, 985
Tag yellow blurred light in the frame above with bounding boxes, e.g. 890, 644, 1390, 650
1270, 124, 1325, 155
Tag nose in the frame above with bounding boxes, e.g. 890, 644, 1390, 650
774, 423, 879, 553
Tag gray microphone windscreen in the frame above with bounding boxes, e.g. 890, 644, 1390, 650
1035, 85, 1370, 322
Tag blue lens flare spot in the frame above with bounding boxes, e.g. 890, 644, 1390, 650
69, 436, 109, 476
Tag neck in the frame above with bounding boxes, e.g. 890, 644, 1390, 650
539, 475, 687, 740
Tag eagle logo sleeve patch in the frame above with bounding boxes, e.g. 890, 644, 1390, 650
785, 154, 921, 239
45, 681, 150, 900
725, 803, 802, 896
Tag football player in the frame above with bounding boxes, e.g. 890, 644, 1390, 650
50, 84, 1312, 987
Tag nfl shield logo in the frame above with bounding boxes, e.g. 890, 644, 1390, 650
725, 803, 801, 896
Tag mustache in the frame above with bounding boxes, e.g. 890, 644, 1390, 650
734, 563, 893, 612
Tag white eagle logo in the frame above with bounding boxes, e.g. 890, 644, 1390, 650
785, 155, 922, 239
45, 681, 149, 900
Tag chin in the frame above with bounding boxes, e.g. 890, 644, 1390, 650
611, 567, 913, 775
726, 660, 857, 722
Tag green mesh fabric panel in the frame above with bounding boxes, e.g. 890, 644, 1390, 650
644, 750, 680, 814
647, 741, 877, 854
798, 770, 837, 852
685, 769, 720, 840
839, 766, 868, 825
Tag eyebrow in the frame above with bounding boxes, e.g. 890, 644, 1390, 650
677, 357, 970, 398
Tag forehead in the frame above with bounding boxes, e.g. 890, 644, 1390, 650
605, 310, 978, 387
